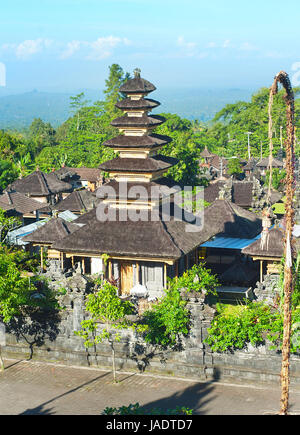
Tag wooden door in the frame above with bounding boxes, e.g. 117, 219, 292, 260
120, 261, 134, 295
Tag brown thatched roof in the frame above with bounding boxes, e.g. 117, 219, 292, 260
232, 182, 254, 208
71, 167, 102, 182
51, 204, 206, 260
6, 170, 73, 197
200, 147, 214, 158
0, 190, 44, 215
51, 199, 262, 260
103, 133, 171, 149
242, 227, 299, 258
98, 178, 182, 201
53, 167, 101, 183
99, 155, 178, 173
210, 155, 228, 171
203, 181, 254, 208
111, 114, 165, 128
200, 199, 262, 240
115, 98, 160, 111
39, 189, 98, 214
203, 181, 225, 204
256, 157, 284, 168
243, 158, 258, 171
119, 75, 156, 94
73, 208, 97, 224
53, 167, 77, 181
22, 217, 81, 245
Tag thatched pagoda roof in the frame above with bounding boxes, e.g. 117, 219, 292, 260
111, 114, 165, 128
98, 177, 182, 201
203, 181, 225, 204
119, 75, 156, 94
99, 155, 178, 173
115, 98, 160, 111
103, 133, 171, 149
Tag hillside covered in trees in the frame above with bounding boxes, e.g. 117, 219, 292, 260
0, 63, 299, 192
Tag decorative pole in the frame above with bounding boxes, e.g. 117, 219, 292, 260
269, 71, 296, 415
245, 131, 253, 160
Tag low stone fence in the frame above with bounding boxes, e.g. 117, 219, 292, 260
2, 296, 300, 388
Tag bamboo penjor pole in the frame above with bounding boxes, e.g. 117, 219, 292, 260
268, 71, 296, 415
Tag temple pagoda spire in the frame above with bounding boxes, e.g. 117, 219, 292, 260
99, 69, 179, 209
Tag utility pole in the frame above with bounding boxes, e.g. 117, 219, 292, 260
245, 132, 253, 160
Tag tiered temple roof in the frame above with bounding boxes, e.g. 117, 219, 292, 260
53, 71, 262, 263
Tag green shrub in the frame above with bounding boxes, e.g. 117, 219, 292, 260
140, 287, 190, 348
205, 302, 280, 352
170, 263, 219, 296
102, 402, 193, 415
205, 301, 300, 354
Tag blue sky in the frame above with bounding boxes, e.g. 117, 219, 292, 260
0, 0, 300, 92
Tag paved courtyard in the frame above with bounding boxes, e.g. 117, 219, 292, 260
0, 358, 300, 415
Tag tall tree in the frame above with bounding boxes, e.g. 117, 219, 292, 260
103, 64, 130, 117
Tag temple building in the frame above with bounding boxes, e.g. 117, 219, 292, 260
5, 169, 73, 204
242, 226, 300, 282
26, 70, 263, 299
0, 189, 44, 224
50, 70, 206, 297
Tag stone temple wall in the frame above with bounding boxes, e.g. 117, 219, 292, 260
2, 280, 300, 388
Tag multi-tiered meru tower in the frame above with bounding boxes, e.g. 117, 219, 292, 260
53, 70, 206, 297
99, 68, 180, 210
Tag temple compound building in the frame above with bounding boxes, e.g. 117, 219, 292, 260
51, 70, 207, 297
24, 71, 263, 299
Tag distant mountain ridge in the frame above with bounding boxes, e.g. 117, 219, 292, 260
0, 88, 253, 130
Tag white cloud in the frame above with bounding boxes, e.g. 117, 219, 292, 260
1, 36, 130, 61
239, 42, 257, 51
177, 36, 197, 56
87, 36, 125, 60
223, 39, 231, 48
60, 36, 131, 60
60, 40, 82, 59
15, 39, 53, 59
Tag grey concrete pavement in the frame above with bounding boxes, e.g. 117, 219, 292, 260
0, 358, 300, 415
